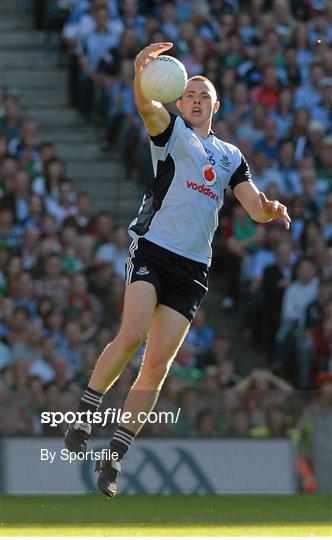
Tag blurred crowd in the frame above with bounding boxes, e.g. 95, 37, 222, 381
0, 0, 331, 463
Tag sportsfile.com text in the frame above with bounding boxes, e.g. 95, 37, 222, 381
41, 408, 181, 427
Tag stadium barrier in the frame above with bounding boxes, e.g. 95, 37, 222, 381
312, 412, 332, 493
1, 438, 297, 494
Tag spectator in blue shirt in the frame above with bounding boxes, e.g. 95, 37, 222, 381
0, 96, 22, 141
255, 117, 279, 164
186, 309, 215, 358
58, 319, 83, 373
294, 62, 324, 110
78, 5, 123, 119
277, 139, 302, 195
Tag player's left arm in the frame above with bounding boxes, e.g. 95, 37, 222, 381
134, 42, 172, 136
233, 181, 291, 230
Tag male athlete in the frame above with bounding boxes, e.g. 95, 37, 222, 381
65, 43, 291, 497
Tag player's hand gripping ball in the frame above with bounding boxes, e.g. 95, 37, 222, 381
140, 55, 188, 103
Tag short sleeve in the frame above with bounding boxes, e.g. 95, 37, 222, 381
149, 114, 182, 173
149, 113, 177, 147
229, 153, 252, 191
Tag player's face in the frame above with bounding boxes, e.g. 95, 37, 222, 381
177, 80, 219, 127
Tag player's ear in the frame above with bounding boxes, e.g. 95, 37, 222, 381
176, 98, 183, 113
213, 100, 220, 114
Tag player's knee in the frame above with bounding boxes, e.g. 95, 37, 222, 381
116, 328, 146, 355
141, 356, 171, 386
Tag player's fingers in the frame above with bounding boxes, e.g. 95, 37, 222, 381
271, 200, 279, 213
158, 42, 173, 49
147, 42, 173, 53
155, 42, 173, 48
139, 53, 156, 67
277, 204, 291, 229
137, 43, 171, 62
160, 43, 173, 51
135, 52, 149, 68
282, 208, 291, 230
138, 43, 173, 67
152, 46, 174, 58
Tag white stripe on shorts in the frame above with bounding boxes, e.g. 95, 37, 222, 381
125, 236, 139, 286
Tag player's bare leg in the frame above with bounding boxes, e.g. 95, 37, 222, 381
64, 281, 157, 453
89, 281, 158, 393
97, 305, 190, 497
121, 304, 190, 432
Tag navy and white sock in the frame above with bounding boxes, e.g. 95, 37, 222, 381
78, 387, 103, 417
109, 426, 135, 461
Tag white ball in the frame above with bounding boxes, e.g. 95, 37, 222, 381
140, 55, 188, 103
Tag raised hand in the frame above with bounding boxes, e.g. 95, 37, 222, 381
259, 192, 291, 230
135, 42, 173, 73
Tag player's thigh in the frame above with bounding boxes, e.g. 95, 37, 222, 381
118, 280, 158, 347
144, 304, 190, 367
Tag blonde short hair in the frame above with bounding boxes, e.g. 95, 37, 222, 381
185, 76, 218, 102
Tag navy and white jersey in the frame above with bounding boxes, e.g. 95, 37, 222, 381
129, 113, 252, 266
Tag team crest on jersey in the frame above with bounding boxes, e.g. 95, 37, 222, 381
202, 164, 217, 186
220, 154, 231, 171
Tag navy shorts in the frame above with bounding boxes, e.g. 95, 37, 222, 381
125, 238, 209, 322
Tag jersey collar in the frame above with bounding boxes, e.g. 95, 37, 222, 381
183, 117, 214, 138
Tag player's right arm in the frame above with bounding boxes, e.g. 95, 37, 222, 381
134, 43, 172, 136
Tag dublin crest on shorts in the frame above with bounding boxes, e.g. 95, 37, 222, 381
136, 266, 150, 276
